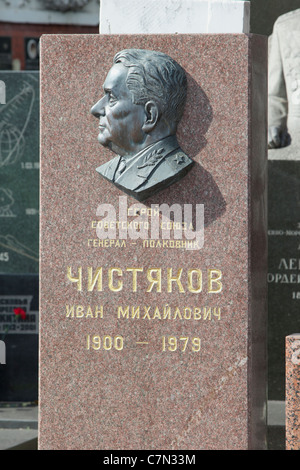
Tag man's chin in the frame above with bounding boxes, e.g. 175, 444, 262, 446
97, 137, 119, 155
97, 134, 110, 147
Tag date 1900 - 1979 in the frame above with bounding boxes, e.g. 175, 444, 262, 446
86, 335, 201, 353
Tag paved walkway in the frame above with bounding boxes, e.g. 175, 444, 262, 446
0, 405, 38, 450
0, 401, 286, 450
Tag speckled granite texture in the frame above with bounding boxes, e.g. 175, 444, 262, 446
286, 334, 300, 450
39, 34, 268, 450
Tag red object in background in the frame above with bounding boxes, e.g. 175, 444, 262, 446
13, 307, 26, 320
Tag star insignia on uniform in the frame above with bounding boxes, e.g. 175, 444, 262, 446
175, 154, 186, 165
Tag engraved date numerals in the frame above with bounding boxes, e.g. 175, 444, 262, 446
162, 336, 201, 352
86, 334, 124, 351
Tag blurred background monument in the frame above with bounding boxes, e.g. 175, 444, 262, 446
267, 8, 300, 402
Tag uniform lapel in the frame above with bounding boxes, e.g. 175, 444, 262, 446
116, 136, 179, 191
96, 155, 121, 182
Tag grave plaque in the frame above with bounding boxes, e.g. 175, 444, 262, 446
39, 34, 267, 450
267, 9, 300, 401
0, 38, 12, 70
0, 71, 39, 275
0, 274, 39, 401
25, 38, 40, 71
286, 333, 300, 450
0, 72, 39, 401
268, 159, 300, 400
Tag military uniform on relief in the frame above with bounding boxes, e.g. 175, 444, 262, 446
268, 8, 300, 158
96, 135, 193, 201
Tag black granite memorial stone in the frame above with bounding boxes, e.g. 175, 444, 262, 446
0, 38, 12, 70
25, 38, 40, 71
268, 159, 300, 400
0, 274, 38, 402
0, 71, 39, 274
0, 72, 39, 402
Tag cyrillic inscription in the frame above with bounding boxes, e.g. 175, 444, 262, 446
67, 266, 223, 294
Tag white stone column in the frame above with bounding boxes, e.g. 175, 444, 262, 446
99, 0, 250, 34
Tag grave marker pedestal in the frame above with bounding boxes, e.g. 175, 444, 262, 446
39, 33, 268, 450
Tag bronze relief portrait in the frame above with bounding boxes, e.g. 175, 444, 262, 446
91, 49, 194, 201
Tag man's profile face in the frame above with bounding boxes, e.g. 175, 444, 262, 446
91, 63, 146, 157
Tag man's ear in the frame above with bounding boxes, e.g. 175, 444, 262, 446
142, 101, 159, 133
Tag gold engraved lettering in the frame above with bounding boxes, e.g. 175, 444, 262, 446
66, 266, 223, 294
213, 307, 221, 320
66, 305, 75, 318
131, 306, 140, 319
66, 305, 103, 319
86, 334, 123, 351
184, 307, 192, 320
108, 268, 123, 292
167, 268, 185, 293
163, 304, 171, 319
87, 267, 103, 292
193, 308, 201, 320
67, 266, 82, 291
152, 306, 162, 320
188, 269, 202, 293
116, 305, 221, 321
162, 336, 201, 352
142, 306, 151, 320
147, 268, 162, 292
126, 267, 143, 292
118, 306, 129, 319
173, 307, 183, 320
208, 269, 223, 293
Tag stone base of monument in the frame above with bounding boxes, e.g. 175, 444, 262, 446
39, 33, 267, 450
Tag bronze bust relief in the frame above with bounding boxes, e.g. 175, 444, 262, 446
91, 49, 194, 201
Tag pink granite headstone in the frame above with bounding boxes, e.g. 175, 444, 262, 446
286, 333, 300, 450
39, 34, 267, 450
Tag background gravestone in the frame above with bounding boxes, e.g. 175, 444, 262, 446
39, 33, 267, 450
267, 8, 300, 401
0, 71, 39, 402
0, 38, 12, 70
0, 274, 39, 402
268, 160, 300, 400
0, 72, 39, 274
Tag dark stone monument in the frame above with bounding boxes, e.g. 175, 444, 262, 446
0, 38, 12, 70
25, 38, 40, 71
0, 71, 39, 402
286, 333, 300, 450
268, 160, 300, 400
0, 274, 38, 402
267, 9, 300, 400
0, 71, 39, 275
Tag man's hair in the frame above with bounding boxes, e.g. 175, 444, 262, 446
113, 49, 187, 128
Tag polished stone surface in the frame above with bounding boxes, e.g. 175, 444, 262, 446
286, 334, 300, 450
268, 160, 300, 400
0, 72, 39, 274
39, 34, 267, 450
0, 274, 39, 402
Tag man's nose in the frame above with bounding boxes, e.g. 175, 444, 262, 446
90, 96, 106, 118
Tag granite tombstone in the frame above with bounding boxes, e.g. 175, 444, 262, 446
267, 9, 300, 400
39, 34, 267, 450
0, 38, 12, 70
0, 72, 39, 275
0, 71, 39, 402
286, 333, 300, 450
